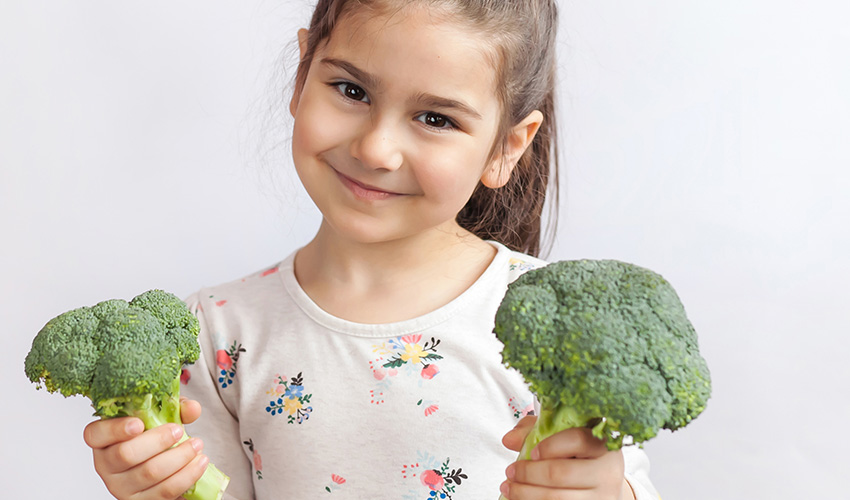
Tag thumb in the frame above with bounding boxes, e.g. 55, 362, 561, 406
179, 398, 202, 425
502, 415, 537, 452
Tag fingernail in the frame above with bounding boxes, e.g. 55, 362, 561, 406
198, 454, 210, 468
190, 438, 204, 453
505, 463, 516, 480
499, 481, 510, 498
171, 424, 184, 440
126, 419, 144, 435
531, 446, 541, 460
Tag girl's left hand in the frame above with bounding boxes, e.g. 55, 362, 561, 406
500, 415, 635, 500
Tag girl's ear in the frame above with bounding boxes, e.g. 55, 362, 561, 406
480, 110, 544, 188
290, 28, 310, 117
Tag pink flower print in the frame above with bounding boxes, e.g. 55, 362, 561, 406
420, 364, 439, 379
509, 397, 535, 419
417, 399, 439, 417
401, 334, 422, 345
243, 439, 263, 480
404, 455, 468, 497
325, 474, 346, 492
373, 368, 387, 380
217, 341, 246, 389
420, 469, 445, 491
180, 368, 191, 385
216, 350, 233, 371
261, 266, 279, 277
208, 295, 228, 307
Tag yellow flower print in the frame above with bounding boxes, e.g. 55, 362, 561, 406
266, 372, 313, 424
381, 336, 443, 369
401, 343, 427, 364
284, 396, 303, 415
372, 342, 393, 356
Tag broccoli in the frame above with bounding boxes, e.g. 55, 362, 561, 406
24, 289, 229, 500
495, 259, 711, 462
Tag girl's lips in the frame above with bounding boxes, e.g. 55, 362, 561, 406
334, 170, 402, 201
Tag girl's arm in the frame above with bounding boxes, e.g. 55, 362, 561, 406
181, 294, 255, 500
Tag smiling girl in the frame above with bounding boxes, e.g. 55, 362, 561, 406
83, 1, 659, 499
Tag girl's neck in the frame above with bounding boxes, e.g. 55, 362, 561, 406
293, 220, 497, 323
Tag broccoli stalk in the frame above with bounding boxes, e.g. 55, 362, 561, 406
515, 406, 608, 461
24, 290, 229, 500
97, 377, 230, 500
495, 260, 711, 496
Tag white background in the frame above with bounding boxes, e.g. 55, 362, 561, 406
2, 1, 848, 498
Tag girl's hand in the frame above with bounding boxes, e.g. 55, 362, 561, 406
83, 398, 208, 500
501, 415, 635, 500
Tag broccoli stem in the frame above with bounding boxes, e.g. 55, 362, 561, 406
111, 378, 230, 500
518, 405, 595, 460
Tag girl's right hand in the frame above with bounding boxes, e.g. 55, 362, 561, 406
83, 399, 208, 500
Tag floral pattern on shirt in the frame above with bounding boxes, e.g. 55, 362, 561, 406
243, 438, 263, 480
508, 396, 535, 419
370, 335, 443, 413
216, 340, 245, 389
324, 474, 346, 493
508, 258, 536, 273
266, 372, 313, 424
401, 452, 468, 499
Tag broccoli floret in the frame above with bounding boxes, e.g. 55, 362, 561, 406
24, 290, 229, 500
495, 260, 711, 461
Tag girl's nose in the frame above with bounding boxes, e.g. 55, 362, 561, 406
350, 118, 404, 171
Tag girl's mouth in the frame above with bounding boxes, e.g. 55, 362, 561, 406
334, 169, 402, 201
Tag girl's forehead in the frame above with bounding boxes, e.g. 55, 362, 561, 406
318, 5, 500, 93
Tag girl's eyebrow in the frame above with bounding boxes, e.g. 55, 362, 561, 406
321, 57, 380, 90
411, 92, 482, 121
320, 56, 483, 121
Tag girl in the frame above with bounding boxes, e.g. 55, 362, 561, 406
84, 1, 659, 499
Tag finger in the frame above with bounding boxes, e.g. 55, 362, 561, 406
506, 457, 604, 490
179, 398, 202, 425
139, 453, 209, 500
124, 438, 205, 492
97, 423, 185, 474
502, 415, 538, 452
533, 427, 608, 460
500, 479, 597, 500
84, 417, 144, 450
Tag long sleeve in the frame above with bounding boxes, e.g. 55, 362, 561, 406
623, 445, 660, 500
183, 293, 254, 500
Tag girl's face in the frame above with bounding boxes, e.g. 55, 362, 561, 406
290, 6, 509, 246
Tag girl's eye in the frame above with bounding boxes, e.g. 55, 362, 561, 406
416, 112, 455, 130
333, 82, 369, 103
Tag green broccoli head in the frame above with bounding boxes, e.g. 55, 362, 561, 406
24, 289, 230, 500
25, 290, 200, 411
495, 259, 711, 451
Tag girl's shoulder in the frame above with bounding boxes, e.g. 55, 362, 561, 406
182, 254, 294, 316
491, 242, 550, 284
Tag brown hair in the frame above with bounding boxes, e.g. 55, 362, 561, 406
295, 0, 559, 257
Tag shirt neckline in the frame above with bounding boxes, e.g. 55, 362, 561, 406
279, 241, 511, 338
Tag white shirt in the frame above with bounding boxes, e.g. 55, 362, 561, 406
182, 242, 659, 499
